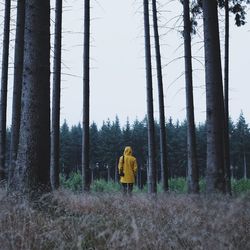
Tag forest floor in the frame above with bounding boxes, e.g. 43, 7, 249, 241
0, 189, 249, 250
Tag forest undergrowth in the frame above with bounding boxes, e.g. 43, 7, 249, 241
0, 188, 249, 250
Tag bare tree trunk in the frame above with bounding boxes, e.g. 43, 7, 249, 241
152, 0, 168, 192
8, 0, 25, 188
15, 0, 51, 194
243, 151, 247, 180
231, 165, 234, 179
223, 0, 232, 195
143, 0, 157, 193
82, 0, 91, 191
115, 157, 118, 183
0, 0, 11, 180
91, 167, 94, 183
183, 0, 199, 193
107, 166, 110, 182
51, 0, 63, 190
202, 0, 226, 193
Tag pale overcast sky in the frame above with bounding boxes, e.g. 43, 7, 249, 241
3, 0, 250, 128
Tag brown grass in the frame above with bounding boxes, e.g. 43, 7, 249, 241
0, 189, 249, 250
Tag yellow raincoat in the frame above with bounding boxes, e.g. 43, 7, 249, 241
118, 146, 137, 184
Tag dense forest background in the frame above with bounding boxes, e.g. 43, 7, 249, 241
61, 113, 250, 184
7, 112, 249, 187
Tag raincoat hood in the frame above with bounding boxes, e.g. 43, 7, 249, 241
123, 146, 132, 156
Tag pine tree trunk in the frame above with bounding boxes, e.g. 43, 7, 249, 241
152, 0, 168, 192
224, 0, 232, 195
0, 0, 11, 180
243, 151, 247, 180
82, 0, 91, 191
183, 0, 199, 193
202, 0, 226, 193
143, 0, 157, 193
51, 0, 63, 190
115, 157, 118, 183
15, 0, 51, 194
8, 0, 25, 188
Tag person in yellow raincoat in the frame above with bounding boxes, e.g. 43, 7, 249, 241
118, 146, 138, 195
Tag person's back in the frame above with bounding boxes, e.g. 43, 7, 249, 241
118, 146, 137, 195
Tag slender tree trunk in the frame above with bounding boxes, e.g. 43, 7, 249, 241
231, 165, 234, 179
202, 0, 226, 193
152, 0, 168, 192
51, 0, 63, 190
143, 0, 157, 193
82, 0, 91, 191
139, 166, 142, 189
224, 0, 232, 195
107, 166, 110, 182
115, 157, 118, 183
0, 0, 11, 180
8, 0, 25, 188
243, 151, 247, 180
183, 0, 199, 193
15, 0, 51, 194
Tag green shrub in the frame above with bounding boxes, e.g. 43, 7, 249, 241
60, 171, 82, 192
199, 179, 206, 192
91, 179, 121, 192
60, 173, 122, 193
169, 178, 187, 193
232, 179, 250, 194
156, 178, 205, 193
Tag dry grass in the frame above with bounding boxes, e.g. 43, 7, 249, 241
0, 189, 249, 250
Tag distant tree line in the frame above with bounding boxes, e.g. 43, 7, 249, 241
5, 112, 244, 188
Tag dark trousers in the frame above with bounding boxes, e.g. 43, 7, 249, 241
122, 183, 133, 195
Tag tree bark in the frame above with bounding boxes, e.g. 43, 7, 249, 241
243, 151, 247, 180
152, 0, 168, 192
223, 0, 232, 195
51, 0, 63, 190
183, 0, 199, 193
82, 0, 91, 191
202, 0, 226, 193
8, 0, 25, 188
15, 0, 51, 194
0, 0, 11, 180
144, 0, 157, 193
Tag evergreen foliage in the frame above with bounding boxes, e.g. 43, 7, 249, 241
54, 114, 250, 187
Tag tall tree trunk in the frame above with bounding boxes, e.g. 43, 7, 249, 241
8, 0, 25, 188
223, 0, 232, 195
0, 0, 11, 180
183, 0, 199, 193
15, 0, 51, 194
202, 0, 226, 193
243, 150, 247, 180
143, 0, 157, 193
115, 157, 118, 183
82, 0, 91, 191
152, 0, 168, 192
51, 0, 63, 190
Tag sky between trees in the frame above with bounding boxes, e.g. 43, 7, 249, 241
2, 0, 250, 128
